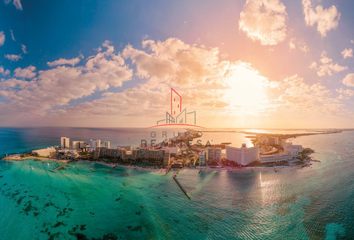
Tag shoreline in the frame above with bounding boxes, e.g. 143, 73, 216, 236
2, 157, 316, 173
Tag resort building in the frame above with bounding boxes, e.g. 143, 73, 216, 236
207, 148, 222, 162
161, 147, 180, 156
32, 147, 56, 157
90, 139, 101, 149
117, 145, 132, 151
226, 144, 259, 166
94, 147, 125, 159
199, 152, 207, 166
284, 144, 303, 157
61, 137, 70, 149
72, 141, 86, 149
260, 153, 293, 164
269, 137, 279, 146
104, 141, 111, 148
162, 150, 170, 166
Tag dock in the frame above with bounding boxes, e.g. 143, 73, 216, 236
49, 161, 71, 172
172, 169, 191, 199
165, 167, 171, 175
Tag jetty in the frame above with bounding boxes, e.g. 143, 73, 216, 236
49, 161, 71, 172
165, 167, 171, 175
172, 169, 191, 199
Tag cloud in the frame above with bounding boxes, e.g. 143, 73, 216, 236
4, 54, 22, 61
0, 41, 133, 117
10, 30, 15, 41
289, 39, 296, 50
5, 0, 22, 10
310, 51, 347, 76
47, 55, 83, 67
122, 38, 228, 87
288, 38, 310, 53
0, 38, 350, 127
336, 88, 354, 99
14, 66, 36, 79
275, 75, 345, 115
0, 31, 5, 46
342, 48, 353, 59
302, 0, 340, 37
21, 44, 28, 54
342, 73, 354, 87
239, 0, 288, 45
0, 66, 10, 76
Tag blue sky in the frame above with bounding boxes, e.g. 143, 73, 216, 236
1, 0, 354, 128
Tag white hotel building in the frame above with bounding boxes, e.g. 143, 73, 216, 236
72, 141, 86, 149
260, 153, 293, 163
90, 139, 101, 149
61, 137, 70, 149
226, 144, 259, 166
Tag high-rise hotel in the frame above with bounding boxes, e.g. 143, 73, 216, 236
226, 144, 259, 166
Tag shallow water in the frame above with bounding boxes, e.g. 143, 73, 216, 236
0, 128, 354, 239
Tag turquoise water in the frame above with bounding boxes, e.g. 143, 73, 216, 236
0, 128, 354, 239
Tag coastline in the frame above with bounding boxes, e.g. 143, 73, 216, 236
2, 157, 316, 173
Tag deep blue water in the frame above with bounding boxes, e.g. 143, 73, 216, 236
0, 127, 354, 239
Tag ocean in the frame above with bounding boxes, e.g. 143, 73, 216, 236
0, 127, 353, 239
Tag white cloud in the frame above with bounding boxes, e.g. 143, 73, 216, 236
0, 41, 133, 117
0, 31, 5, 46
0, 38, 350, 127
341, 48, 353, 59
0, 66, 10, 76
10, 30, 15, 41
4, 54, 22, 61
302, 0, 340, 37
289, 39, 296, 50
275, 74, 345, 115
14, 66, 36, 79
342, 73, 354, 87
336, 88, 354, 99
47, 55, 83, 67
21, 44, 28, 54
5, 0, 22, 10
310, 51, 347, 76
309, 62, 317, 69
239, 0, 288, 45
122, 38, 228, 87
288, 38, 310, 53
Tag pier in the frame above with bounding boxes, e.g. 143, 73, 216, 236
172, 169, 191, 199
165, 167, 171, 175
49, 161, 71, 172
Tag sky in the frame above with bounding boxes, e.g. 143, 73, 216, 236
1, 0, 354, 128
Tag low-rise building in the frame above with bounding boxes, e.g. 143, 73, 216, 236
268, 137, 279, 146
117, 145, 132, 151
226, 144, 259, 166
260, 153, 293, 163
32, 147, 56, 157
161, 147, 180, 156
284, 144, 303, 157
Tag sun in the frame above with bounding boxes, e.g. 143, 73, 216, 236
224, 63, 269, 109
